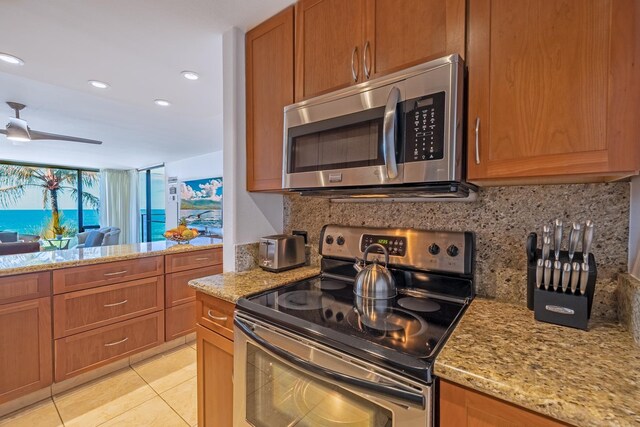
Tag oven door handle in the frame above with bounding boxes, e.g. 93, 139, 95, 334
383, 86, 401, 180
235, 317, 425, 409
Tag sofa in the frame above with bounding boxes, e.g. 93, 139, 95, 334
0, 241, 40, 256
76, 227, 121, 248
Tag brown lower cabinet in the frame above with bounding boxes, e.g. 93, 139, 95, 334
439, 379, 568, 427
197, 323, 233, 427
0, 296, 52, 404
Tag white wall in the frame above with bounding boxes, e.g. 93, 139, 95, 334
630, 176, 640, 278
221, 27, 284, 271
164, 151, 223, 229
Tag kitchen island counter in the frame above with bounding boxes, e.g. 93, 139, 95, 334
188, 265, 320, 303
0, 237, 222, 277
435, 298, 640, 427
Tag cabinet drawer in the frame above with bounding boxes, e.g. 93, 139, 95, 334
0, 272, 51, 305
196, 292, 235, 341
53, 276, 164, 339
54, 311, 164, 382
53, 256, 164, 294
166, 248, 222, 273
166, 301, 197, 341
166, 265, 222, 307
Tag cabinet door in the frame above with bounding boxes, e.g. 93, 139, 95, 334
0, 297, 52, 404
295, 0, 366, 101
439, 380, 568, 427
197, 325, 233, 427
246, 6, 294, 191
364, 0, 465, 79
467, 0, 640, 182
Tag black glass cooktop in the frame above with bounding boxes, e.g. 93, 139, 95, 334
237, 262, 473, 383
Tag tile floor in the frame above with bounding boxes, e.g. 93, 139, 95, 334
0, 341, 199, 427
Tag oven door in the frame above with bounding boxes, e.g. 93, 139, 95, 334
234, 313, 432, 427
283, 83, 405, 189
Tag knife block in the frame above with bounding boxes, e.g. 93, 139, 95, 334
525, 237, 597, 331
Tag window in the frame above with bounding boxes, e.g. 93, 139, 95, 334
138, 166, 166, 242
0, 162, 100, 238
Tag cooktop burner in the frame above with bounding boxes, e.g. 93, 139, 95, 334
276, 290, 336, 311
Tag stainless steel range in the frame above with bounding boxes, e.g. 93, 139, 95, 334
234, 225, 475, 427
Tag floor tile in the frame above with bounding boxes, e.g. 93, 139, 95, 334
160, 377, 197, 426
0, 386, 51, 418
52, 357, 130, 396
98, 396, 188, 427
129, 336, 186, 365
132, 345, 197, 394
53, 368, 156, 427
0, 398, 62, 427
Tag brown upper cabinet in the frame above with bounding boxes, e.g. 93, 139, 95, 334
295, 0, 466, 101
467, 0, 640, 184
246, 6, 295, 192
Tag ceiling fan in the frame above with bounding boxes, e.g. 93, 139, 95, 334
0, 102, 102, 145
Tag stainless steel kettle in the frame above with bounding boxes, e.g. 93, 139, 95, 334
353, 243, 397, 299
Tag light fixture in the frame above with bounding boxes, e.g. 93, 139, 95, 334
181, 71, 199, 81
0, 53, 24, 65
6, 118, 30, 143
154, 99, 171, 107
88, 80, 110, 89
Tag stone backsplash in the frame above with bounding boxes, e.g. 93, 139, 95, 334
284, 183, 630, 321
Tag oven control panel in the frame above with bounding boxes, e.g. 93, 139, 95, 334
320, 224, 474, 276
403, 91, 445, 163
360, 234, 407, 257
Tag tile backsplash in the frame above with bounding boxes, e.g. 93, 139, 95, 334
284, 183, 630, 321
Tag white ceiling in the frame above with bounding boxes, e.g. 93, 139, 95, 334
0, 0, 293, 169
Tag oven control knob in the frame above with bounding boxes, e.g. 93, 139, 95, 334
428, 243, 440, 255
447, 245, 459, 257
336, 236, 345, 246
325, 235, 334, 245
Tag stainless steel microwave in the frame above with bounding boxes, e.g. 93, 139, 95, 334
282, 54, 474, 199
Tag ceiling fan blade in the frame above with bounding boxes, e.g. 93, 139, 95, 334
29, 130, 103, 145
0, 129, 6, 135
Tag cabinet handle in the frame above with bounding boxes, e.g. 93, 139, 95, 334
351, 46, 359, 82
104, 270, 127, 277
195, 257, 209, 261
207, 310, 228, 322
474, 117, 481, 165
104, 337, 128, 347
363, 41, 371, 79
103, 299, 128, 308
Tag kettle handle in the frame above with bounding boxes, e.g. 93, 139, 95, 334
363, 243, 389, 267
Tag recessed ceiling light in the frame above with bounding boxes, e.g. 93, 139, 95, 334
0, 53, 24, 65
88, 80, 110, 89
154, 99, 171, 107
181, 71, 199, 81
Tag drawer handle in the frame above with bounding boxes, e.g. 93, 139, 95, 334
195, 257, 209, 261
103, 299, 128, 307
104, 337, 128, 347
207, 310, 228, 322
104, 270, 128, 277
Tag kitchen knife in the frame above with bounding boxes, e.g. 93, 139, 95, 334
553, 260, 562, 291
571, 262, 580, 294
568, 223, 582, 263
542, 225, 551, 242
526, 232, 538, 263
536, 259, 544, 290
554, 219, 563, 261
542, 236, 551, 262
582, 220, 594, 262
544, 259, 553, 290
580, 262, 590, 296
561, 263, 571, 293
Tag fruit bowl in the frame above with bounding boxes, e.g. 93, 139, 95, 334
164, 226, 200, 245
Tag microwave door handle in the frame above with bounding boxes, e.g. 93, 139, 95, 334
235, 317, 425, 409
383, 86, 401, 180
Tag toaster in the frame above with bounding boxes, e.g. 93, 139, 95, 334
258, 234, 305, 272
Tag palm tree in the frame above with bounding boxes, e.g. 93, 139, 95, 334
0, 165, 99, 231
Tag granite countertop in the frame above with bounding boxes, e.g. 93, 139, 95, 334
0, 237, 223, 277
188, 265, 320, 303
435, 298, 640, 427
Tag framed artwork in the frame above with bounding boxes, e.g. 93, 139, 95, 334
179, 177, 223, 231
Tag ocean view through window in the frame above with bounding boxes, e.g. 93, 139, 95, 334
0, 162, 100, 239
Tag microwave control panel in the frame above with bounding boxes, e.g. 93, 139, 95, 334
403, 91, 445, 162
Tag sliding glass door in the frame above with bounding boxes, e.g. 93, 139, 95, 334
139, 166, 166, 242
